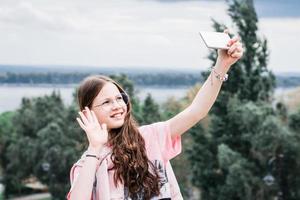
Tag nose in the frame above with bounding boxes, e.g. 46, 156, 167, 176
111, 100, 122, 110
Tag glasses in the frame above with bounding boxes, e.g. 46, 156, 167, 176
93, 92, 129, 111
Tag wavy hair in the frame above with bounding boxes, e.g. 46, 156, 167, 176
77, 75, 161, 199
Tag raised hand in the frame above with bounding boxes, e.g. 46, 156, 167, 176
217, 29, 244, 67
76, 106, 108, 151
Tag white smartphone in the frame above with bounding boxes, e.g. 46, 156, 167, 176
199, 31, 231, 50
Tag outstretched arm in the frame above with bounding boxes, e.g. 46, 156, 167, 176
167, 34, 243, 139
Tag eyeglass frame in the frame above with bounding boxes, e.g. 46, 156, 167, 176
93, 92, 129, 111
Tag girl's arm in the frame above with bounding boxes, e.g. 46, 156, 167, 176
167, 35, 243, 139
68, 147, 102, 200
69, 107, 108, 199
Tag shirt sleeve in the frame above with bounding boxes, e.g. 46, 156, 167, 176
66, 164, 82, 200
149, 121, 182, 163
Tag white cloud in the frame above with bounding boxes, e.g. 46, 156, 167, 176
259, 18, 300, 72
0, 2, 78, 31
0, 0, 298, 72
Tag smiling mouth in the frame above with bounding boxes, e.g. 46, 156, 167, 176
110, 112, 124, 118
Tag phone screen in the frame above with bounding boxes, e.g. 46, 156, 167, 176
199, 31, 230, 49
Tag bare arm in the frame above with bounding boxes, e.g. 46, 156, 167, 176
70, 107, 108, 199
167, 34, 244, 139
69, 148, 102, 200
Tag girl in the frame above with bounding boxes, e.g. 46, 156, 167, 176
67, 32, 243, 200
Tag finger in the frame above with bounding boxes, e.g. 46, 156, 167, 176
232, 36, 240, 43
228, 43, 239, 55
230, 52, 243, 58
236, 46, 243, 53
228, 36, 240, 46
101, 123, 107, 132
231, 43, 244, 54
78, 111, 89, 125
224, 29, 231, 47
76, 117, 86, 130
84, 106, 93, 122
91, 110, 98, 123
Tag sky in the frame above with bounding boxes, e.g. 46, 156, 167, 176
0, 0, 299, 73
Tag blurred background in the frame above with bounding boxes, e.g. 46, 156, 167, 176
0, 0, 300, 199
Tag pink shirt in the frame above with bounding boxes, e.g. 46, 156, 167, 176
67, 121, 183, 199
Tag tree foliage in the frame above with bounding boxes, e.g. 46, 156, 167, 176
1, 92, 86, 199
141, 94, 162, 125
187, 0, 300, 199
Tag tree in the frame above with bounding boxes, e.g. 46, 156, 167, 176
203, 0, 275, 114
288, 108, 300, 132
0, 111, 15, 167
187, 0, 300, 199
189, 96, 300, 199
2, 92, 86, 199
141, 94, 161, 125
0, 111, 17, 196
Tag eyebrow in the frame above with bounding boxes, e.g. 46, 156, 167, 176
98, 94, 122, 103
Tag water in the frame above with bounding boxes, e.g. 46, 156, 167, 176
0, 84, 190, 113
0, 84, 76, 113
136, 86, 190, 104
0, 84, 296, 114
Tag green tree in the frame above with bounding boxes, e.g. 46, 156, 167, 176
203, 0, 275, 114
288, 108, 300, 132
2, 92, 86, 199
187, 0, 300, 199
141, 94, 161, 124
189, 96, 300, 199
0, 112, 15, 166
0, 111, 16, 196
161, 96, 183, 120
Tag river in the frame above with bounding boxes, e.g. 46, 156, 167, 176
0, 84, 190, 113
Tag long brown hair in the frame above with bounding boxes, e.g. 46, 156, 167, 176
77, 75, 161, 199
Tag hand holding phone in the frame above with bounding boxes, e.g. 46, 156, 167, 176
199, 31, 231, 50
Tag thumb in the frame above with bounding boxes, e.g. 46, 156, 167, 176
101, 123, 107, 131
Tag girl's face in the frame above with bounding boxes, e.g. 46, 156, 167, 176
91, 82, 128, 131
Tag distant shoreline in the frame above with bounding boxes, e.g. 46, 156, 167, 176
0, 83, 299, 89
0, 83, 77, 88
0, 84, 299, 114
0, 83, 191, 89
